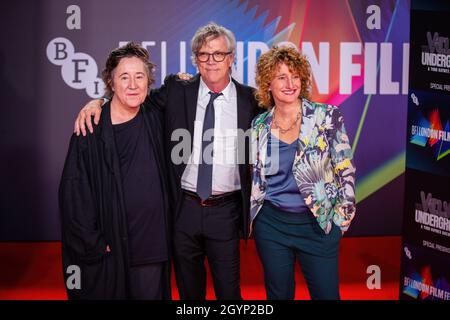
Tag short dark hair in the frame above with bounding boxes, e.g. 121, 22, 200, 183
102, 42, 156, 98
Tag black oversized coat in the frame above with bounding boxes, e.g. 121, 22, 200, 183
59, 102, 171, 299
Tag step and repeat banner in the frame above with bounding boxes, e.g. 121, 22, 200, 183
0, 0, 410, 240
400, 0, 450, 300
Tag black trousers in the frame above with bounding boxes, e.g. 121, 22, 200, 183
173, 193, 242, 300
129, 262, 165, 300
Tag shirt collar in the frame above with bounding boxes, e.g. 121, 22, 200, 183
199, 76, 234, 103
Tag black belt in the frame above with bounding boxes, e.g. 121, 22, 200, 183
183, 190, 240, 207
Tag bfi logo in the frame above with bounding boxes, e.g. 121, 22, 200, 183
46, 37, 104, 98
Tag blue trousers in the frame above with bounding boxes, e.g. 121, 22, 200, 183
253, 202, 342, 300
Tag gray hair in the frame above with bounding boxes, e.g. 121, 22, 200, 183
190, 22, 236, 66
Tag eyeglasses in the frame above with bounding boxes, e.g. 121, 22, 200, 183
196, 51, 232, 62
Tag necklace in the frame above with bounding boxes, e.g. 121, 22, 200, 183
272, 107, 302, 134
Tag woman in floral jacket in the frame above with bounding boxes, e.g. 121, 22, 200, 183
250, 46, 356, 300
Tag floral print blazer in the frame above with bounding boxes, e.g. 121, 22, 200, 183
250, 99, 356, 235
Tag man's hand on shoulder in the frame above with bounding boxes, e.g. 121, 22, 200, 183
176, 72, 193, 81
74, 99, 104, 136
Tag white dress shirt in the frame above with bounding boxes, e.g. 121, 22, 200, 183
181, 77, 241, 195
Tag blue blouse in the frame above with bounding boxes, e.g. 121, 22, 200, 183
264, 134, 309, 213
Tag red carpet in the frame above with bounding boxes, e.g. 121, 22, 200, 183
0, 236, 401, 300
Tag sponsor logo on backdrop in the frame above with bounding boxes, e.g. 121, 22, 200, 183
46, 37, 104, 98
409, 95, 450, 161
403, 275, 450, 300
401, 245, 450, 300
414, 191, 450, 238
421, 32, 450, 74
420, 32, 450, 92
46, 38, 410, 98
401, 169, 450, 255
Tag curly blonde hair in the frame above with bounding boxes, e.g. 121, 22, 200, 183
255, 46, 312, 109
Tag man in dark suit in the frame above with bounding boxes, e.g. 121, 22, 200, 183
74, 23, 260, 300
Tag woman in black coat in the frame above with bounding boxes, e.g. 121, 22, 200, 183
59, 42, 171, 300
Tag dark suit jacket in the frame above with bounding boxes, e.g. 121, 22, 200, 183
148, 74, 260, 239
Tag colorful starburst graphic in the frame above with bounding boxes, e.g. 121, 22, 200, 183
410, 109, 450, 161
